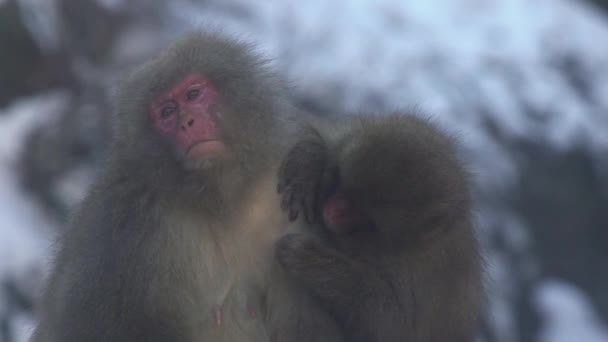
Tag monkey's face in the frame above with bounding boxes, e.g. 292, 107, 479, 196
316, 165, 374, 235
322, 191, 374, 235
112, 32, 285, 199
149, 74, 227, 170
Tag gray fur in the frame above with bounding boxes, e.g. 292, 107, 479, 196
31, 31, 337, 342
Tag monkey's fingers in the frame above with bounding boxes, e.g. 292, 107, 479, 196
288, 207, 299, 221
280, 185, 295, 211
277, 178, 289, 194
302, 187, 318, 224
281, 185, 302, 222
276, 234, 359, 295
277, 165, 297, 194
277, 181, 284, 193
277, 165, 291, 193
290, 187, 307, 222
277, 158, 296, 194
275, 233, 322, 273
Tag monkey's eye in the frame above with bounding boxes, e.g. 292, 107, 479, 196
186, 87, 201, 101
160, 102, 177, 119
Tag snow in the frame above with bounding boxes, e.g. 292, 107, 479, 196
535, 280, 608, 342
0, 93, 67, 342
16, 0, 61, 52
0, 94, 66, 275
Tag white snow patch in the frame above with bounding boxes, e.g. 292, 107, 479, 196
16, 0, 61, 51
0, 93, 68, 342
535, 280, 608, 342
0, 93, 66, 272
11, 313, 35, 342
52, 165, 95, 212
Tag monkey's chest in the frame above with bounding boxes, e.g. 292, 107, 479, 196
163, 187, 285, 341
198, 279, 268, 342
185, 224, 276, 341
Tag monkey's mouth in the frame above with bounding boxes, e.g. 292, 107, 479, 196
186, 139, 225, 159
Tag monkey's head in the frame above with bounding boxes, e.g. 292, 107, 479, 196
333, 114, 472, 247
110, 32, 287, 201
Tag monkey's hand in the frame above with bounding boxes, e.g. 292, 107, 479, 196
276, 234, 394, 308
276, 233, 408, 342
276, 234, 369, 307
277, 134, 329, 223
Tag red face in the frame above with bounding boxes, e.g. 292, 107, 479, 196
150, 75, 225, 164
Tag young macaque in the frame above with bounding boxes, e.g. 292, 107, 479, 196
276, 113, 483, 342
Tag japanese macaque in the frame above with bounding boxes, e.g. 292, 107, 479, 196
30, 32, 342, 342
276, 114, 482, 342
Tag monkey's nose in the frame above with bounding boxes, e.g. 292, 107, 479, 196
181, 117, 196, 130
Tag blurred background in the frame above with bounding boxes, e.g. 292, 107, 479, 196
1, 0, 607, 341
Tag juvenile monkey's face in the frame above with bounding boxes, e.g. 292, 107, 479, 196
149, 74, 228, 170
323, 191, 374, 234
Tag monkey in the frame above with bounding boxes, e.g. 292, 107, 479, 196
275, 113, 483, 342
30, 31, 347, 342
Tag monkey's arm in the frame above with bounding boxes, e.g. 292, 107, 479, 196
277, 127, 332, 223
276, 234, 410, 342
31, 186, 186, 342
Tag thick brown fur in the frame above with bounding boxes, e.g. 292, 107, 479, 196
276, 113, 483, 342
30, 32, 342, 342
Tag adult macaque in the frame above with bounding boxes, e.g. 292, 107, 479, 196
277, 114, 482, 342
30, 32, 343, 342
